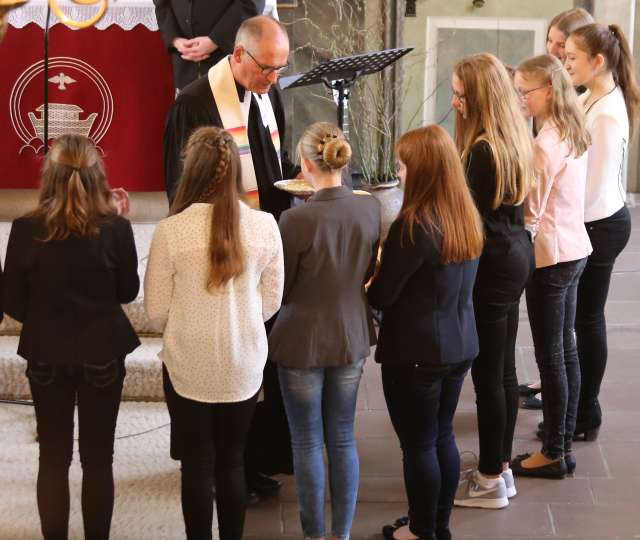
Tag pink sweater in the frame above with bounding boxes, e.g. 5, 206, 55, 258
525, 123, 592, 269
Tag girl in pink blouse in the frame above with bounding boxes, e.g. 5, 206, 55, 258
511, 54, 592, 478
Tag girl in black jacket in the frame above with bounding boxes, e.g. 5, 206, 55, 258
369, 125, 483, 540
4, 134, 140, 540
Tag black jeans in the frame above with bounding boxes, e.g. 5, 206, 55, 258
576, 205, 632, 424
526, 258, 586, 459
27, 358, 125, 540
382, 360, 471, 539
472, 234, 534, 475
163, 366, 258, 540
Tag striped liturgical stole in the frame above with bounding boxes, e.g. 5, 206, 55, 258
208, 57, 282, 209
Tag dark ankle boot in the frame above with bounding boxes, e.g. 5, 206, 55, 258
564, 453, 576, 474
436, 527, 452, 540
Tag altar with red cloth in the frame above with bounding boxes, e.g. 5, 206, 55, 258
1, 0, 174, 191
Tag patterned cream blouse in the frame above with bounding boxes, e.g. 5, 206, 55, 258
144, 202, 284, 403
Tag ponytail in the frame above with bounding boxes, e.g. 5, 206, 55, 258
609, 24, 640, 138
571, 23, 640, 137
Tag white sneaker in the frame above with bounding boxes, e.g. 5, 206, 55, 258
454, 470, 509, 509
502, 468, 517, 498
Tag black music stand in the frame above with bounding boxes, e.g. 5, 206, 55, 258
279, 47, 413, 139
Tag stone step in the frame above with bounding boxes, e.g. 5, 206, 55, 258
0, 336, 164, 402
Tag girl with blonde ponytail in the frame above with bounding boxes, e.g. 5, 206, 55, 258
3, 134, 140, 539
144, 126, 284, 540
562, 22, 638, 442
269, 122, 381, 540
510, 54, 592, 479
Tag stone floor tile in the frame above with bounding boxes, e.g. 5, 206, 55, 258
449, 502, 553, 537
590, 476, 640, 504
551, 502, 640, 536
600, 442, 640, 478
356, 436, 404, 477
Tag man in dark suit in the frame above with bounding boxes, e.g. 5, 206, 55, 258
153, 0, 257, 90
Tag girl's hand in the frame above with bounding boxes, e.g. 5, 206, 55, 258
111, 188, 131, 216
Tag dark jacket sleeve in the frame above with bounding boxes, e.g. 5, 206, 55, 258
113, 219, 140, 304
153, 0, 183, 50
367, 219, 434, 309
3, 219, 31, 323
278, 209, 304, 303
270, 87, 300, 180
466, 140, 497, 218
209, 0, 258, 52
163, 93, 214, 203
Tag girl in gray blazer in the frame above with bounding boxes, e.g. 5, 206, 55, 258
269, 122, 380, 540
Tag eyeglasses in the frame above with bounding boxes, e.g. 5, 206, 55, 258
517, 85, 550, 100
245, 49, 289, 76
452, 89, 466, 102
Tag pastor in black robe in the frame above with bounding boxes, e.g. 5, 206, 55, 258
162, 73, 298, 221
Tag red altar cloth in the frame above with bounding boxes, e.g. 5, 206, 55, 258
0, 22, 174, 191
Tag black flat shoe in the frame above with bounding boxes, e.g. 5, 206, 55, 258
247, 473, 282, 499
522, 396, 543, 409
382, 522, 435, 540
511, 453, 567, 479
565, 453, 576, 474
518, 382, 541, 398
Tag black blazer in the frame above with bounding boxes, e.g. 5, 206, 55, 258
3, 215, 140, 366
367, 218, 479, 367
154, 0, 257, 89
269, 187, 381, 369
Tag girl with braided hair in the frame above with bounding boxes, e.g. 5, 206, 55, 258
144, 126, 284, 540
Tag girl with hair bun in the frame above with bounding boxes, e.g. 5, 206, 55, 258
4, 134, 140, 540
562, 22, 640, 442
269, 122, 381, 540
511, 54, 592, 478
145, 126, 284, 540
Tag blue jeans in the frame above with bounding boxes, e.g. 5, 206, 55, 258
526, 258, 587, 459
278, 359, 364, 539
382, 360, 471, 539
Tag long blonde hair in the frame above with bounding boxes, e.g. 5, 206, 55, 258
31, 134, 115, 241
171, 127, 245, 290
517, 54, 591, 157
396, 125, 483, 264
454, 53, 536, 209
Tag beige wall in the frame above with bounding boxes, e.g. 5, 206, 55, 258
399, 0, 573, 133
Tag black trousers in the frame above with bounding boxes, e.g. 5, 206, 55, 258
27, 358, 125, 540
163, 366, 258, 540
576, 205, 631, 423
472, 233, 534, 475
527, 258, 586, 459
383, 360, 471, 539
245, 316, 293, 478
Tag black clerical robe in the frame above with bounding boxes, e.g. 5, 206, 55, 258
163, 74, 298, 221
153, 0, 257, 90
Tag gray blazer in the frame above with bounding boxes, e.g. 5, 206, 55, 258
269, 186, 381, 369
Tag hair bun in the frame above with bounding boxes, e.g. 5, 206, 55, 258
322, 138, 352, 170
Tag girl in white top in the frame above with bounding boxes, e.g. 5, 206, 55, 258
144, 126, 284, 539
511, 54, 592, 478
563, 23, 639, 441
